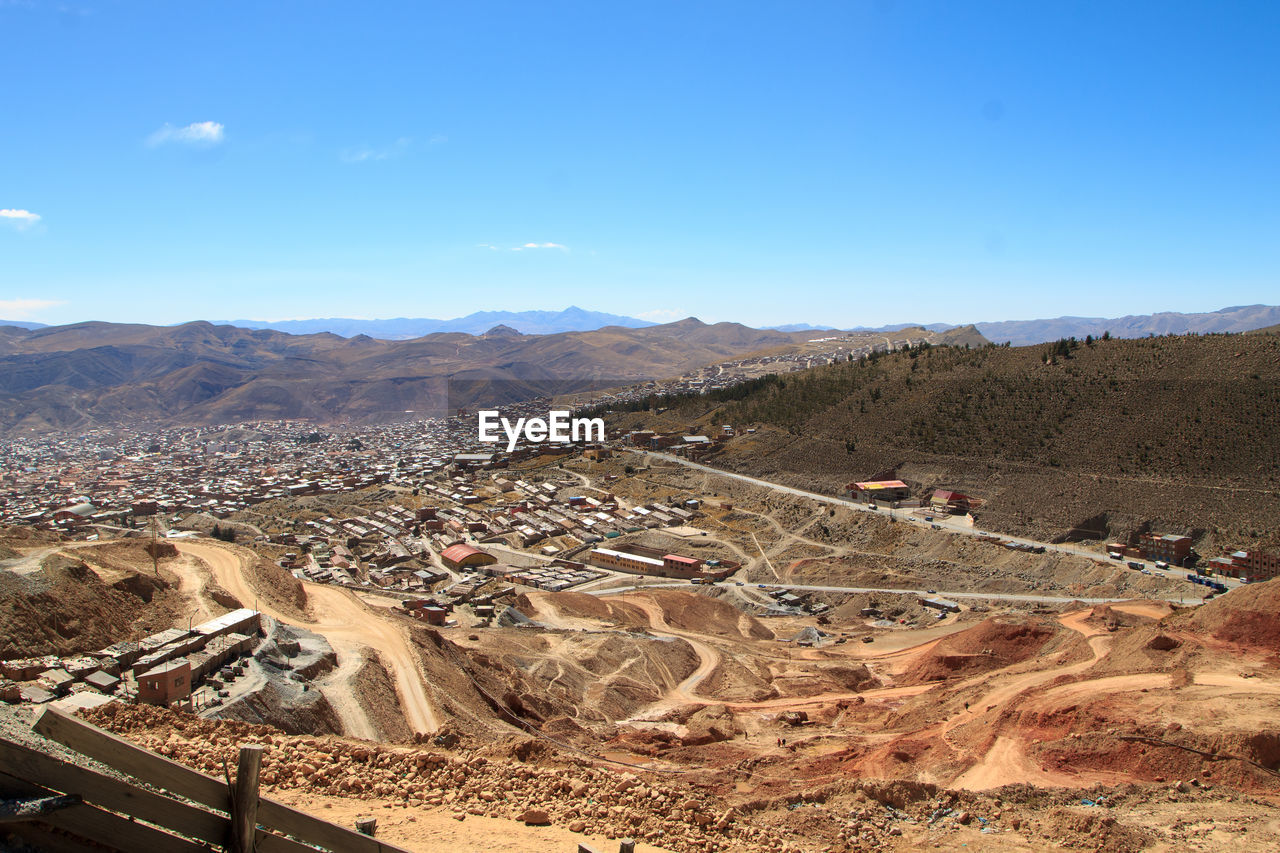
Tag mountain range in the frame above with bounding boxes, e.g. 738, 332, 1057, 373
6, 304, 1278, 344
0, 317, 981, 435
216, 306, 653, 338
966, 304, 1280, 346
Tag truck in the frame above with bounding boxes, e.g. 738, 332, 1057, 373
1127, 561, 1144, 570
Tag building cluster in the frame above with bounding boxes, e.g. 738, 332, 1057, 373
846, 480, 980, 516
1204, 550, 1279, 582
573, 334, 932, 411
1, 609, 260, 710
480, 560, 606, 592
585, 543, 740, 582
0, 419, 491, 530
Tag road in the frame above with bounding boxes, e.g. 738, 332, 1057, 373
175, 540, 440, 735
626, 449, 1234, 596
587, 578, 1167, 606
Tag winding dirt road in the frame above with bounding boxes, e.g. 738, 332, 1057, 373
175, 541, 439, 735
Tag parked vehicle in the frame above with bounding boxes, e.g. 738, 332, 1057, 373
1127, 561, 1143, 570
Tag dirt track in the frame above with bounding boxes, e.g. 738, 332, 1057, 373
175, 540, 439, 735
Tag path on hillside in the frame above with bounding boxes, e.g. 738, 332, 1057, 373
175, 541, 439, 736
601, 595, 722, 717
945, 606, 1124, 790
629, 449, 1235, 596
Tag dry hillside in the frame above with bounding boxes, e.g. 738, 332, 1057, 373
632, 333, 1280, 551
0, 318, 980, 434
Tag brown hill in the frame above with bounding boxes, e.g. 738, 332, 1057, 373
900, 617, 1061, 684
654, 333, 1280, 550
1184, 578, 1280, 659
0, 318, 967, 434
0, 550, 186, 659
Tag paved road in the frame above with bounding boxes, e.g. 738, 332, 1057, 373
626, 449, 1235, 594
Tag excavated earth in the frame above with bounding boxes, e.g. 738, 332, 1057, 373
6, 528, 1280, 852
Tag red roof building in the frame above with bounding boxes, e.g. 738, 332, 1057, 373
441, 543, 497, 570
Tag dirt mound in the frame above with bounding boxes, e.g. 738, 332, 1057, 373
0, 524, 61, 548
1034, 724, 1280, 795
644, 590, 774, 640
1185, 579, 1280, 659
0, 554, 185, 658
1038, 807, 1152, 853
145, 540, 179, 559
901, 617, 1058, 684
700, 655, 778, 703
514, 591, 649, 629
418, 625, 700, 731
212, 678, 345, 736
1084, 603, 1157, 632
353, 651, 413, 742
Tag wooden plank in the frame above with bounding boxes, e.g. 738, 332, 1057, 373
0, 772, 210, 853
4, 822, 105, 853
232, 744, 264, 853
0, 746, 314, 853
34, 706, 415, 853
41, 803, 214, 853
0, 736, 227, 845
0, 793, 82, 823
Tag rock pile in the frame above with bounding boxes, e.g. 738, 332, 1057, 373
82, 704, 791, 853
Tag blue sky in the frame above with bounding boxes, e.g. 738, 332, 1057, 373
2, 1, 1277, 329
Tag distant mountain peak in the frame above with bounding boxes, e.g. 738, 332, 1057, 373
217, 307, 654, 339
482, 324, 522, 338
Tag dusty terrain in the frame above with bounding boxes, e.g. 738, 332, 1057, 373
0, 532, 191, 659
581, 455, 1193, 601
4, 519, 1279, 851
605, 333, 1280, 552
6, 466, 1280, 853
62, 562, 1280, 853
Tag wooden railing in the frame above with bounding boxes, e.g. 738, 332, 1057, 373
0, 706, 414, 852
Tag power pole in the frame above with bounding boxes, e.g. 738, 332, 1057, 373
150, 516, 159, 576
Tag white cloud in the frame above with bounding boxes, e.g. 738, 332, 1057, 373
0, 298, 64, 320
148, 121, 225, 147
512, 242, 569, 251
478, 241, 571, 252
341, 137, 410, 163
0, 208, 41, 229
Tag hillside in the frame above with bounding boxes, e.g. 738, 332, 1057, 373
0, 318, 980, 435
633, 333, 1280, 551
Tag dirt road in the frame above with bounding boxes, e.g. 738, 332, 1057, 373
608, 595, 722, 713
631, 449, 1237, 596
175, 541, 439, 735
